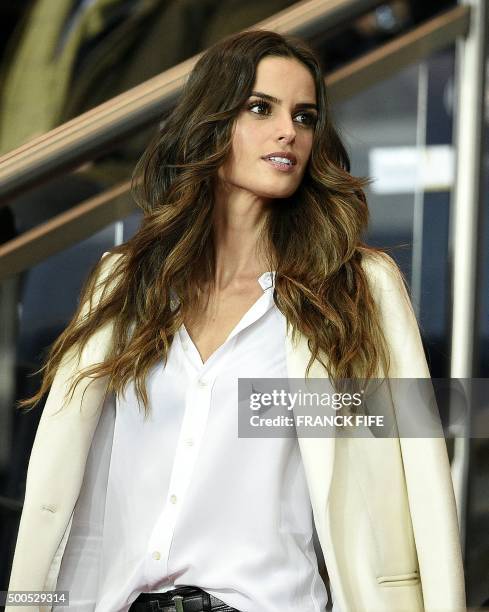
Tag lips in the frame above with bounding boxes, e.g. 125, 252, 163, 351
261, 151, 297, 165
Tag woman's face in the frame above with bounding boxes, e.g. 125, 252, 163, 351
218, 56, 318, 201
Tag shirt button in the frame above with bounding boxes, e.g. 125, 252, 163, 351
197, 378, 207, 387
182, 343, 188, 352
152, 551, 161, 560
170, 494, 178, 504
184, 438, 194, 446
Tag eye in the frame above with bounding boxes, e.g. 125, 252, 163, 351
247, 99, 272, 115
294, 111, 317, 127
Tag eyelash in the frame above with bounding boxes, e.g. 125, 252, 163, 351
247, 98, 317, 127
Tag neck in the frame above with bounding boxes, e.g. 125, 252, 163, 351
212, 182, 273, 290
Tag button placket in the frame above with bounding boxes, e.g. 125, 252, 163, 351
145, 376, 214, 578
145, 383, 204, 576
145, 490, 183, 579
160, 376, 214, 524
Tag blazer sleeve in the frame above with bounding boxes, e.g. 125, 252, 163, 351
362, 252, 467, 612
7, 251, 121, 602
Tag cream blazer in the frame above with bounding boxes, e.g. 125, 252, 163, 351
7, 252, 466, 612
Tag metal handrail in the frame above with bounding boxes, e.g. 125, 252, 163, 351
0, 0, 386, 202
0, 5, 470, 280
326, 5, 469, 100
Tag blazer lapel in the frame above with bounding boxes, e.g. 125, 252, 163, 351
284, 327, 348, 609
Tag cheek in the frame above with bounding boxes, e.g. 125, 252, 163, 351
303, 132, 314, 155
230, 137, 244, 167
231, 121, 263, 163
300, 137, 314, 171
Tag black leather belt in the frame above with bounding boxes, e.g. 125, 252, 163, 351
129, 586, 239, 612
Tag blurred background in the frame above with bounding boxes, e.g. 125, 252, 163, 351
0, 0, 487, 608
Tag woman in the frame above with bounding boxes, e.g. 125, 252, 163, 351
7, 30, 465, 612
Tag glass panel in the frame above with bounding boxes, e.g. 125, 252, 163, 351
334, 48, 455, 377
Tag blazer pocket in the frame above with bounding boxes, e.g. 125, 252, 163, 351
377, 571, 420, 587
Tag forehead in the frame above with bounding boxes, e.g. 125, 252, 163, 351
253, 56, 316, 101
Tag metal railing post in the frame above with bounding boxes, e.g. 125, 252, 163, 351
0, 276, 19, 470
449, 0, 488, 558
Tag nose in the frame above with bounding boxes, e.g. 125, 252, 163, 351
276, 113, 296, 144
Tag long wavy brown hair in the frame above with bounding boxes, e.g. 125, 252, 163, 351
21, 29, 395, 415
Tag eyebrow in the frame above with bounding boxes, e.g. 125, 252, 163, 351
250, 90, 318, 111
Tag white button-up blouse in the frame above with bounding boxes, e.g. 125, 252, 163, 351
55, 271, 330, 612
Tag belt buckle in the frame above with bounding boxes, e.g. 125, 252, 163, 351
171, 594, 185, 612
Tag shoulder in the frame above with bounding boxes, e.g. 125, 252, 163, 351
359, 250, 412, 310
360, 250, 405, 287
359, 250, 429, 377
359, 249, 419, 339
99, 250, 124, 275
95, 251, 125, 290
79, 251, 125, 318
